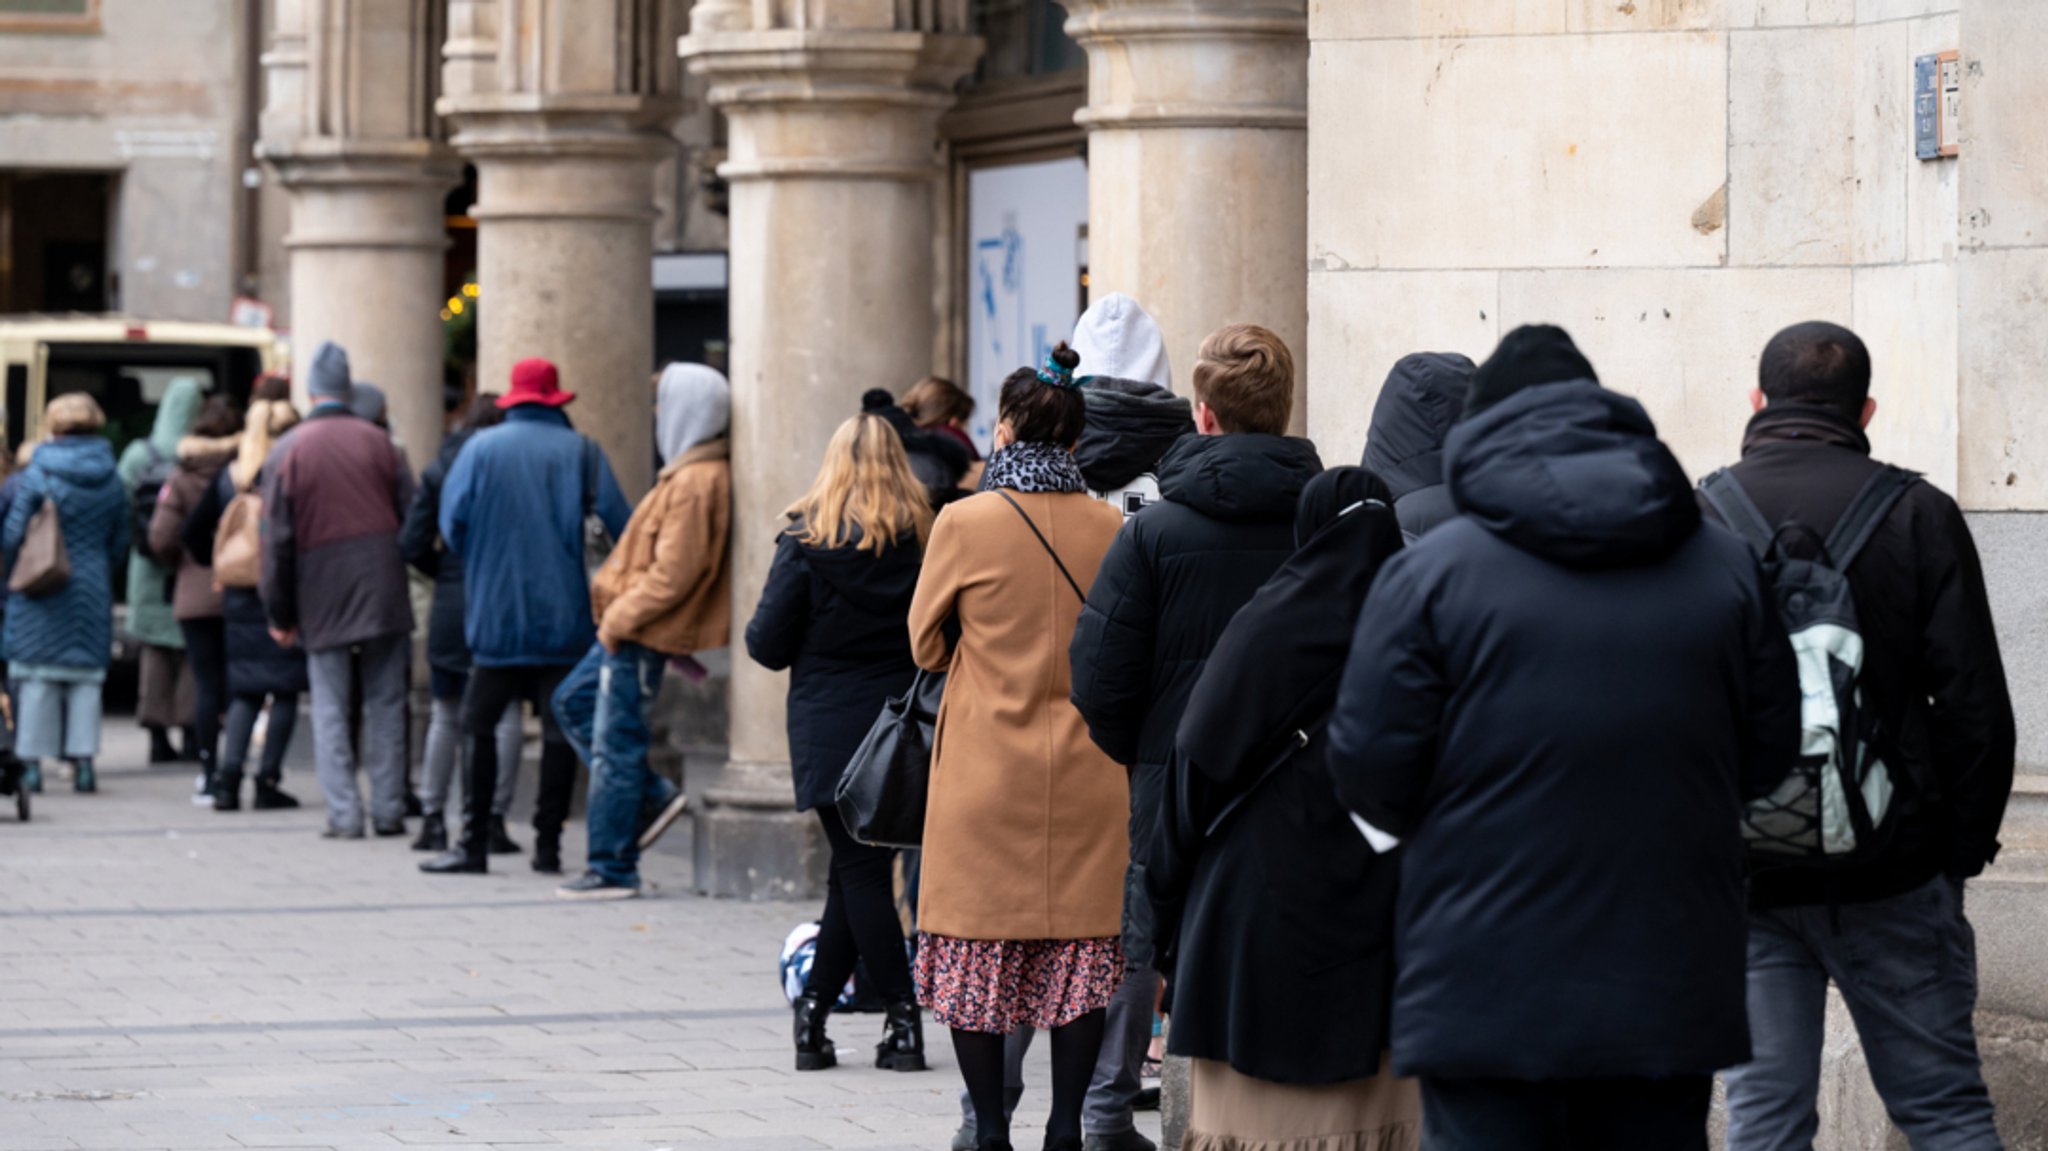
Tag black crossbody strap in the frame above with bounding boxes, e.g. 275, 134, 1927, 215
996, 490, 1086, 604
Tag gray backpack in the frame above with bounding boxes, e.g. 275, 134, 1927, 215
1699, 465, 1918, 866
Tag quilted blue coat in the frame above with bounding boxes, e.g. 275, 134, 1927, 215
4, 435, 131, 669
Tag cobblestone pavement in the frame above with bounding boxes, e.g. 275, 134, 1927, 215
0, 727, 1160, 1150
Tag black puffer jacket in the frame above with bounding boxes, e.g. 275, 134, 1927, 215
1069, 432, 1323, 966
863, 393, 970, 510
1152, 469, 1405, 1086
400, 430, 477, 677
745, 524, 923, 812
1327, 380, 1801, 1081
1361, 352, 1472, 540
1074, 377, 1193, 494
1707, 403, 2015, 908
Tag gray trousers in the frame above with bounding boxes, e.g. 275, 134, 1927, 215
420, 695, 521, 817
305, 634, 409, 833
958, 966, 1161, 1137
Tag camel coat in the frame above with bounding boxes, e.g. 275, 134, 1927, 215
911, 488, 1129, 942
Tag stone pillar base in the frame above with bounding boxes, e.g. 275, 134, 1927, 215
693, 775, 827, 900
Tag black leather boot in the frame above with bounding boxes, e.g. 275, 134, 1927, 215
148, 725, 179, 764
874, 999, 927, 1072
412, 812, 447, 852
793, 992, 837, 1071
531, 832, 561, 875
212, 769, 243, 811
420, 822, 487, 874
488, 815, 523, 855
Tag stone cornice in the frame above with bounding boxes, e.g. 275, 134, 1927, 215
256, 137, 461, 186
437, 99, 682, 163
1074, 101, 1307, 131
678, 27, 983, 110
1063, 4, 1306, 45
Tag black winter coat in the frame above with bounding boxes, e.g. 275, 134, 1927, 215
400, 431, 476, 677
1069, 432, 1322, 966
1708, 404, 2015, 907
184, 469, 308, 697
1361, 352, 1472, 540
1074, 377, 1194, 494
1152, 479, 1405, 1086
745, 525, 922, 812
1328, 381, 1801, 1081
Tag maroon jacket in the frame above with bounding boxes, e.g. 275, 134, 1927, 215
259, 405, 415, 652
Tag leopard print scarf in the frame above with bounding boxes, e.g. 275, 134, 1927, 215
980, 440, 1086, 495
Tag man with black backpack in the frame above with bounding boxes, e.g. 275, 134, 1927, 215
1710, 322, 2015, 1151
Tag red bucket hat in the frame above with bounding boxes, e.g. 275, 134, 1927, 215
498, 357, 577, 408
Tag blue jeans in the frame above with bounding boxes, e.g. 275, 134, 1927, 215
553, 642, 675, 886
1724, 875, 2002, 1151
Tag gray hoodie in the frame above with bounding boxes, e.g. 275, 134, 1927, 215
657, 363, 731, 465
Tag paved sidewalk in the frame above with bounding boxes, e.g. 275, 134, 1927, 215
0, 728, 1160, 1151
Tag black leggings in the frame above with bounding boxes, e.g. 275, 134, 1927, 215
806, 807, 913, 1004
179, 618, 228, 772
956, 1011, 1105, 1146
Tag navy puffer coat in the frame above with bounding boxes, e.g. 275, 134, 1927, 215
3, 436, 130, 669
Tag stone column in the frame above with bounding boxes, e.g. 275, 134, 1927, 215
680, 5, 981, 898
1066, 1, 1309, 430
258, 0, 458, 476
438, 0, 687, 501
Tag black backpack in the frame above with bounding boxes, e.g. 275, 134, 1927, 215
1699, 464, 1919, 868
130, 441, 175, 549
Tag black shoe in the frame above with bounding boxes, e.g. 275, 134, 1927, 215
979, 1140, 1016, 1151
555, 870, 641, 900
322, 825, 365, 840
404, 791, 424, 818
212, 772, 243, 812
487, 815, 523, 855
532, 836, 561, 875
148, 726, 179, 765
373, 820, 408, 838
875, 999, 927, 1072
252, 782, 300, 810
1044, 1139, 1082, 1151
1081, 1132, 1155, 1151
412, 812, 448, 852
420, 848, 487, 874
1132, 1086, 1160, 1113
793, 992, 837, 1071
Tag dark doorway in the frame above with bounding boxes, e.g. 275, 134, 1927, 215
1, 171, 115, 314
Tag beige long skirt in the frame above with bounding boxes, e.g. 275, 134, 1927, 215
1183, 1056, 1421, 1151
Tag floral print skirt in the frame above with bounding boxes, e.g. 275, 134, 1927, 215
914, 932, 1125, 1034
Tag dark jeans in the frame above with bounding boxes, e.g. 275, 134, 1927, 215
808, 806, 913, 1004
551, 641, 675, 886
1723, 876, 2001, 1151
180, 618, 227, 773
1421, 1076, 1711, 1150
221, 693, 298, 784
462, 663, 576, 858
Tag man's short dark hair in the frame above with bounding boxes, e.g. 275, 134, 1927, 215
1759, 322, 1870, 415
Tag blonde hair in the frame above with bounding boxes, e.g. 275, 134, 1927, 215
784, 414, 934, 554
231, 397, 300, 490
1192, 323, 1295, 435
45, 392, 107, 436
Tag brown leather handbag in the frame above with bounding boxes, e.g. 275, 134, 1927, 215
9, 495, 70, 596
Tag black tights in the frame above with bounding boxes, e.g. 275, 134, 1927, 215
954, 1009, 1105, 1148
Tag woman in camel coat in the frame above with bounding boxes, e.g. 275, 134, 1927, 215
910, 345, 1128, 1151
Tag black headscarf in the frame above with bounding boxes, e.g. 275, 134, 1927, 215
1296, 466, 1392, 547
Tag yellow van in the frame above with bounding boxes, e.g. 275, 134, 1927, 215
0, 316, 287, 459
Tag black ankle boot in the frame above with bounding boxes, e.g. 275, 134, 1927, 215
531, 833, 561, 875
420, 824, 487, 874
875, 999, 927, 1072
212, 770, 243, 811
793, 992, 837, 1071
148, 726, 179, 764
488, 815, 523, 855
252, 779, 300, 809
412, 812, 447, 852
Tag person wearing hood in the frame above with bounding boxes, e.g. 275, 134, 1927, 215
145, 395, 244, 805
1068, 323, 1322, 1151
548, 363, 730, 898
3, 393, 131, 793
399, 394, 524, 854
120, 373, 204, 768
422, 357, 632, 876
862, 388, 972, 508
1325, 326, 1802, 1146
181, 375, 306, 812
261, 341, 418, 840
1360, 352, 1473, 541
1071, 293, 1192, 519
744, 410, 929, 1069
1151, 467, 1419, 1151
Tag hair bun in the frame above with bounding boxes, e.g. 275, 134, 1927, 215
1035, 343, 1081, 390
860, 388, 896, 412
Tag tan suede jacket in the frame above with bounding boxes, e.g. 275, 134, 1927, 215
591, 440, 731, 656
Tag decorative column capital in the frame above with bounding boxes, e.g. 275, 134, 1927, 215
1063, 0, 1307, 132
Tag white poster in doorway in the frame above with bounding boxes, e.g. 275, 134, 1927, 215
967, 157, 1088, 454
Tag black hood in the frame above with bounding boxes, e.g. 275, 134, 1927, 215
1156, 433, 1323, 523
1362, 353, 1473, 501
793, 525, 924, 616
1445, 380, 1699, 569
1074, 377, 1194, 491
